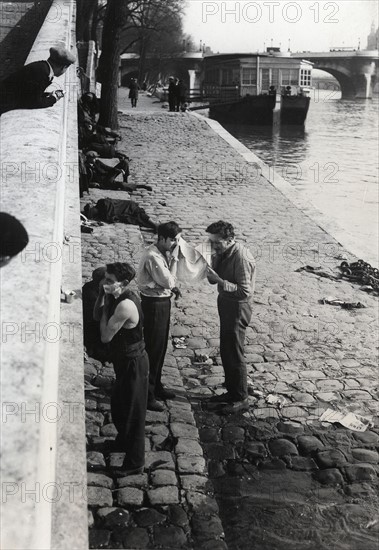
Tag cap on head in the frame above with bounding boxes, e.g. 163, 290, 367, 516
86, 151, 99, 159
49, 46, 76, 66
83, 203, 96, 218
0, 212, 29, 257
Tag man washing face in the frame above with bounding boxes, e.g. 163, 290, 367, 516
94, 262, 149, 476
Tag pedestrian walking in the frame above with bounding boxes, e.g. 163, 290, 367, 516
137, 222, 182, 411
205, 221, 256, 414
129, 78, 139, 108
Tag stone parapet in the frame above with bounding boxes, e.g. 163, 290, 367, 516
0, 1, 87, 549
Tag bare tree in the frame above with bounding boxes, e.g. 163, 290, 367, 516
96, 0, 131, 128
122, 0, 184, 81
77, 0, 99, 42
95, 0, 187, 127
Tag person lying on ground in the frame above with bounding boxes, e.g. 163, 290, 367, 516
85, 151, 129, 189
79, 121, 119, 157
85, 151, 152, 192
83, 198, 158, 231
0, 46, 75, 115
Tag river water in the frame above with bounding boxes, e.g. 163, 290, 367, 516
221, 90, 379, 268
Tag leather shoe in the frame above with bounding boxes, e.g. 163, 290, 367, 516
156, 387, 176, 400
207, 392, 232, 404
113, 465, 144, 477
102, 436, 125, 452
219, 398, 249, 415
147, 399, 165, 412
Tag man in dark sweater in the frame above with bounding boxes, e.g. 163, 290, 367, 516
0, 45, 75, 115
206, 221, 256, 414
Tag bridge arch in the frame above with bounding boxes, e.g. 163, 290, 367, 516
292, 52, 378, 98
314, 65, 356, 97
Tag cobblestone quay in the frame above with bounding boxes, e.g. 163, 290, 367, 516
83, 94, 378, 550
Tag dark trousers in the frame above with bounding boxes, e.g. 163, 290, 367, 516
141, 296, 171, 402
112, 348, 149, 469
217, 296, 252, 401
168, 93, 176, 112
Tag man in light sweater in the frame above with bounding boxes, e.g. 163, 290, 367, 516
206, 220, 256, 414
137, 221, 182, 411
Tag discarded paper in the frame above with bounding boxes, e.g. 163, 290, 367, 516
173, 337, 187, 349
319, 408, 372, 432
266, 394, 287, 408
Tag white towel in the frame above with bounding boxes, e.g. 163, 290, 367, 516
172, 237, 210, 283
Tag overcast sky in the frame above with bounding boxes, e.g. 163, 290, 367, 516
183, 0, 378, 53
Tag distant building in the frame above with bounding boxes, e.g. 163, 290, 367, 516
366, 21, 378, 50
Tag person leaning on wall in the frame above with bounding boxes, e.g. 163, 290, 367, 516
0, 45, 75, 115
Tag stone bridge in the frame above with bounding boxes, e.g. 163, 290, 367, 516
291, 50, 379, 98
120, 51, 203, 93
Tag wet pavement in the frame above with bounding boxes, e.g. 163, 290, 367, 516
83, 92, 379, 550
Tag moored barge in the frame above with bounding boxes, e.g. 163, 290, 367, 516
202, 51, 313, 125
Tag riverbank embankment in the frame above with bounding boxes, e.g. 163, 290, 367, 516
1, 2, 88, 549
83, 93, 378, 550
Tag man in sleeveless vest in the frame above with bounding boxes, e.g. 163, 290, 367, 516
94, 262, 149, 475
